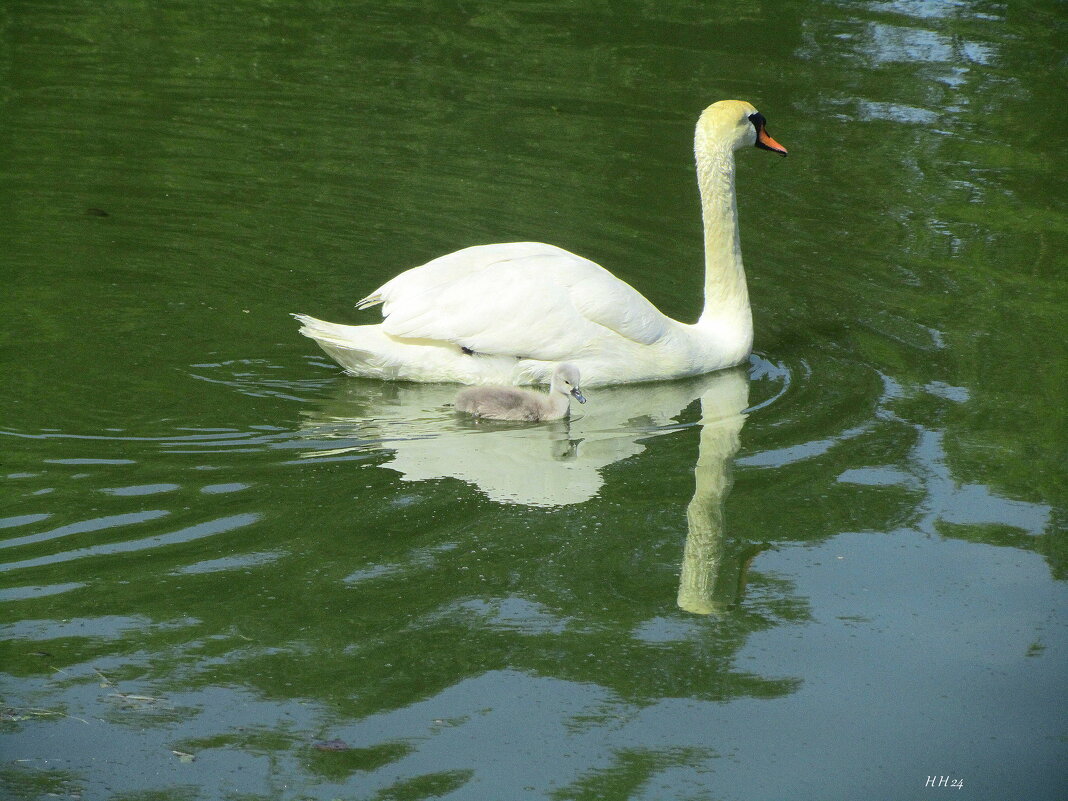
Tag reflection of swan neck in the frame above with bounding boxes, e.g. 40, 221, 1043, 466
679, 486, 727, 615
677, 373, 748, 615
695, 137, 750, 336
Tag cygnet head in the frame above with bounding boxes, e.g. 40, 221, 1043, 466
697, 100, 788, 156
551, 363, 586, 404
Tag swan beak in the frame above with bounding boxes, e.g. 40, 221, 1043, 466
571, 388, 587, 404
756, 125, 788, 156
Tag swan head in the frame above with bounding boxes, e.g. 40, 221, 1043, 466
697, 100, 788, 156
552, 363, 586, 404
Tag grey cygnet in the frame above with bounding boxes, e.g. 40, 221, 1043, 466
455, 363, 586, 422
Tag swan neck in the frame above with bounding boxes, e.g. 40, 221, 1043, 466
696, 141, 750, 327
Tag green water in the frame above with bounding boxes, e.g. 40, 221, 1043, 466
1, 1, 1065, 799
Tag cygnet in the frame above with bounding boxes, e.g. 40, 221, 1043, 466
455, 363, 586, 422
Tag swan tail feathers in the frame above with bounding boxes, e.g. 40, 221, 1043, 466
293, 313, 463, 381
292, 313, 367, 349
291, 314, 396, 377
292, 314, 534, 385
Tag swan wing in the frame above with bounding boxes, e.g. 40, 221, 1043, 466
361, 243, 670, 360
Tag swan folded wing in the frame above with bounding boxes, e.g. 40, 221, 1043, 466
568, 273, 668, 346
371, 243, 671, 359
378, 259, 590, 359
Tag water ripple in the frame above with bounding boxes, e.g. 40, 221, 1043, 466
0, 513, 53, 530
0, 513, 260, 573
0, 511, 170, 550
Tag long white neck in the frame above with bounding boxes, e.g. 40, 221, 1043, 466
694, 133, 752, 337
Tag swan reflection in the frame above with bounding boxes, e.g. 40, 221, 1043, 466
299, 366, 754, 614
676, 377, 758, 615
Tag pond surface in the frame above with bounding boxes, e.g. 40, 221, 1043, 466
1, 1, 1065, 799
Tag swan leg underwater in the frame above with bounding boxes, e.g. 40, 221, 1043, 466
294, 99, 787, 387
455, 363, 586, 422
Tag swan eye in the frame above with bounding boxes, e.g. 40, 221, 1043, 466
748, 112, 766, 130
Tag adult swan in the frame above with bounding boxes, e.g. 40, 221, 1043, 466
295, 100, 787, 386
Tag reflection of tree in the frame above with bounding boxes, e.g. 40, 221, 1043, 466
551, 747, 710, 801
783, 1, 1066, 577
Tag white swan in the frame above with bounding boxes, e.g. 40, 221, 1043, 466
295, 99, 786, 386
455, 363, 586, 422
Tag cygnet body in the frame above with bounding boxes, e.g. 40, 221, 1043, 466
455, 363, 586, 422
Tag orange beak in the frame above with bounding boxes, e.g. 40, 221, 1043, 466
756, 125, 788, 156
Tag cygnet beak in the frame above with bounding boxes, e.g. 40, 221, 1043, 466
571, 388, 587, 404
